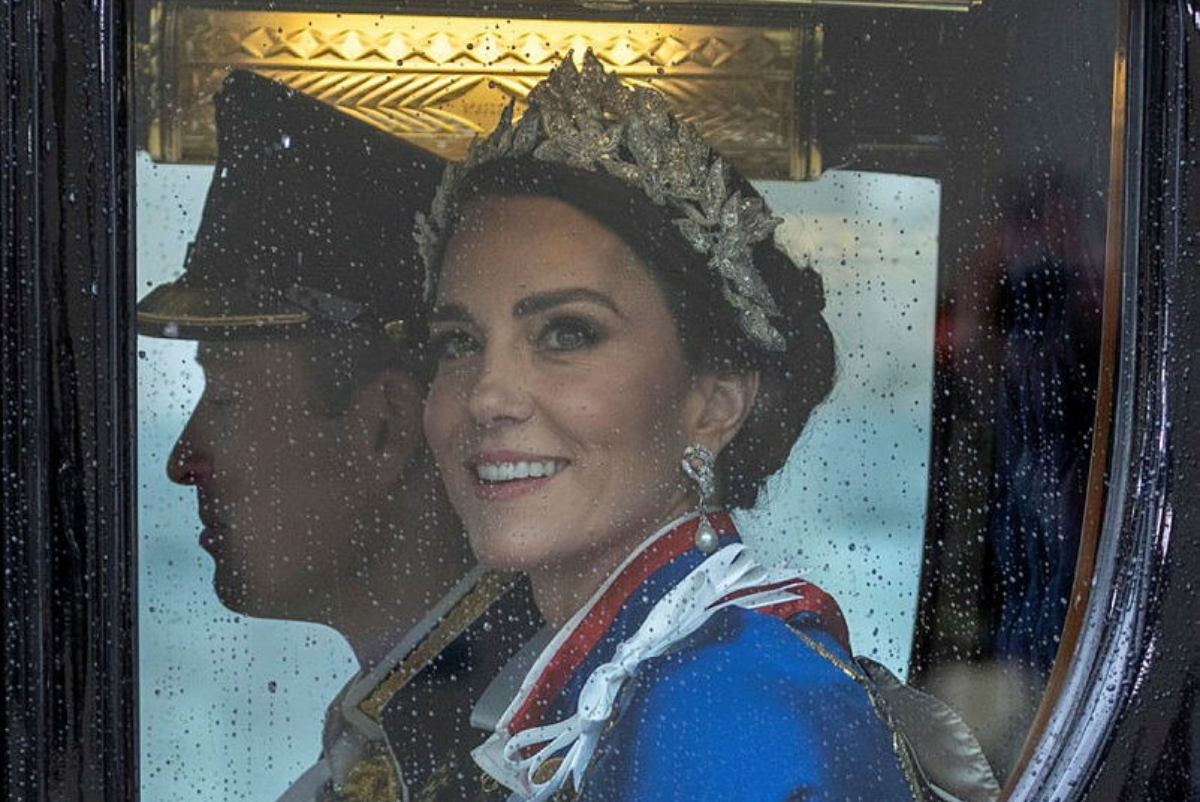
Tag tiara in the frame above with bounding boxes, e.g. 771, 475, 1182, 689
415, 50, 788, 352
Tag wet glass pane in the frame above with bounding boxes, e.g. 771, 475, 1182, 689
134, 2, 1117, 799
137, 148, 939, 802
742, 174, 940, 673
137, 156, 358, 799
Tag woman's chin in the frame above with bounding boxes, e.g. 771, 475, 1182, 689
467, 531, 545, 573
468, 531, 596, 584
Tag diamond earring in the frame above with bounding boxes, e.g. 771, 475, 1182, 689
681, 444, 719, 555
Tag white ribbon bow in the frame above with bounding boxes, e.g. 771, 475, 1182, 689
474, 544, 806, 802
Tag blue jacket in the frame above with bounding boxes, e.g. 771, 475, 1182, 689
478, 513, 917, 802
583, 610, 916, 801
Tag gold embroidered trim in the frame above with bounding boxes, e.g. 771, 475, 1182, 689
358, 570, 522, 723
789, 626, 929, 802
410, 762, 451, 802
336, 752, 402, 802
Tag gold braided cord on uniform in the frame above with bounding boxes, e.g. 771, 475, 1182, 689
358, 570, 524, 723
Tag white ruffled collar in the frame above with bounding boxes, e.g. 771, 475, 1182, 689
472, 512, 811, 802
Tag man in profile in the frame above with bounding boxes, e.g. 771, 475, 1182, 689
137, 69, 538, 802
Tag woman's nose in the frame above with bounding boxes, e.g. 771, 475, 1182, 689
466, 353, 532, 428
166, 425, 212, 485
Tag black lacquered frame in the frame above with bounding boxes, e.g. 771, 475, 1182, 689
2, 1, 1198, 800
2, 3, 136, 801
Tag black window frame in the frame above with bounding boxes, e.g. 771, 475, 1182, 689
3, 1, 1199, 800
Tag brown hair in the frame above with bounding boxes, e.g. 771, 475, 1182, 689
432, 159, 836, 509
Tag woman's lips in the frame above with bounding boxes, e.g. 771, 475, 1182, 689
469, 454, 567, 500
475, 458, 564, 482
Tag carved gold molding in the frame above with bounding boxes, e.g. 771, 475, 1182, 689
143, 3, 822, 179
615, 0, 979, 8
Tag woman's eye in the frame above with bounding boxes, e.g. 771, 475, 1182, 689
431, 330, 481, 361
540, 318, 600, 351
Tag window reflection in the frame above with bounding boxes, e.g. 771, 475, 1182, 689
918, 165, 1106, 777
135, 70, 544, 802
137, 154, 357, 800
742, 173, 940, 675
138, 148, 939, 798
133, 3, 1115, 796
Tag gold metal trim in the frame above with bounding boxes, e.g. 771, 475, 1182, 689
357, 570, 523, 724
631, 0, 978, 7
136, 310, 311, 328
143, 2, 821, 179
789, 627, 930, 802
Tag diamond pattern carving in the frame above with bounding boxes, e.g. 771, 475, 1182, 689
513, 32, 555, 65
330, 30, 373, 62
147, 7, 821, 179
378, 32, 415, 64
236, 27, 271, 59
285, 28, 324, 60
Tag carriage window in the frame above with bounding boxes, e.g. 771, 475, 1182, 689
135, 2, 1118, 798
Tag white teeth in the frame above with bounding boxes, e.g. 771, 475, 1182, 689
475, 460, 563, 483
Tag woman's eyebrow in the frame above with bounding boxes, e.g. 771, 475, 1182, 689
513, 288, 622, 319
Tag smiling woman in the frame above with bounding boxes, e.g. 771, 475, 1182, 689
133, 120, 944, 802
11, 1, 1200, 802
426, 195, 714, 615
416, 52, 966, 802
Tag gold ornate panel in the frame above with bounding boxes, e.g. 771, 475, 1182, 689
143, 4, 822, 179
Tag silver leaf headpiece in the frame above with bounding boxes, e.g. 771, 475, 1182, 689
415, 50, 788, 352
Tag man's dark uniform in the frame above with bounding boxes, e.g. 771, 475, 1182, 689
137, 69, 541, 802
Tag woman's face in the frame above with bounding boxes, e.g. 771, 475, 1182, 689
424, 196, 714, 606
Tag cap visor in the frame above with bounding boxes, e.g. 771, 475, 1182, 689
135, 282, 311, 340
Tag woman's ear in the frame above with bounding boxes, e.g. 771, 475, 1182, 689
686, 370, 760, 453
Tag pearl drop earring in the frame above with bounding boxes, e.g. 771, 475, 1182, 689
680, 444, 719, 555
